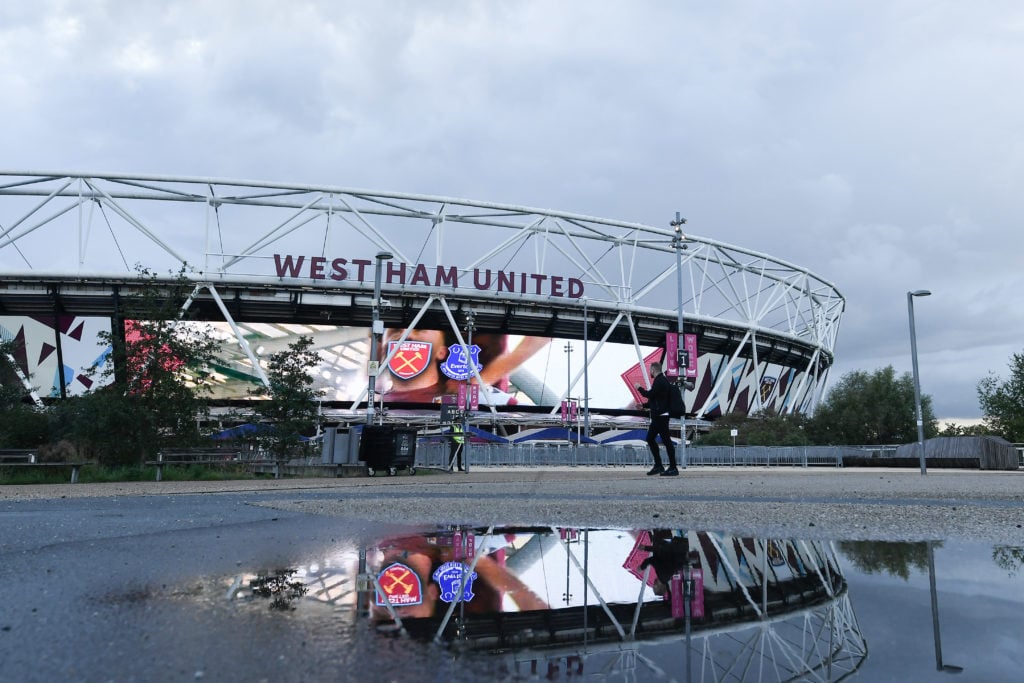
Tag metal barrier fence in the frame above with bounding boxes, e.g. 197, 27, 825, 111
414, 442, 848, 469
682, 445, 846, 467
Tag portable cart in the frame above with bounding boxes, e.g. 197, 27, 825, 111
358, 425, 418, 476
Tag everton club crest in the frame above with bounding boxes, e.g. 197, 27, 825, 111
441, 344, 482, 381
388, 341, 432, 380
432, 561, 478, 603
375, 562, 424, 607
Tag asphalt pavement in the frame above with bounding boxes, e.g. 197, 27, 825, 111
4, 465, 1022, 542
2, 466, 1022, 682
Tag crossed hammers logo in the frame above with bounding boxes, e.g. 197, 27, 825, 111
392, 350, 424, 375
381, 566, 415, 595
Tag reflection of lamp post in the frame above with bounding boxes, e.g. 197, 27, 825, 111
463, 310, 475, 473
671, 212, 688, 469
928, 542, 964, 674
366, 250, 393, 425
908, 290, 931, 474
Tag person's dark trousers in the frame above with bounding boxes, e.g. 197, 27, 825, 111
646, 415, 677, 469
448, 438, 463, 471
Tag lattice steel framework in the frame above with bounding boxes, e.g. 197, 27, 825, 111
0, 171, 844, 417
357, 527, 868, 682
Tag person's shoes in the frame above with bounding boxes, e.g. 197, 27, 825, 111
660, 467, 679, 477
458, 467, 465, 472
646, 466, 665, 476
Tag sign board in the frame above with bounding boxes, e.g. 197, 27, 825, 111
432, 562, 477, 604
621, 349, 666, 407
387, 340, 432, 379
664, 333, 698, 378
669, 568, 704, 618
440, 404, 460, 425
622, 531, 659, 588
457, 383, 479, 411
375, 562, 423, 607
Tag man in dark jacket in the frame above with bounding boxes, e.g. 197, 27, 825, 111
636, 361, 679, 476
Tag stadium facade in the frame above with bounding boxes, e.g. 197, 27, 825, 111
0, 172, 844, 426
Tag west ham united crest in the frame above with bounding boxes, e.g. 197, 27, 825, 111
387, 341, 432, 380
431, 561, 477, 603
375, 562, 424, 607
441, 344, 482, 381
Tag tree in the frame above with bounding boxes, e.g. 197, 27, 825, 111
808, 365, 938, 445
838, 541, 932, 580
0, 340, 48, 448
977, 351, 1024, 442
250, 336, 323, 460
696, 410, 810, 446
938, 422, 992, 437
65, 267, 220, 466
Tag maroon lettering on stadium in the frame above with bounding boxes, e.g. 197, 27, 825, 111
273, 254, 585, 298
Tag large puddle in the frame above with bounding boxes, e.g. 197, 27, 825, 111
183, 526, 1024, 681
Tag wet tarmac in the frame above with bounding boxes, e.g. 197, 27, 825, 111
1, 467, 1022, 681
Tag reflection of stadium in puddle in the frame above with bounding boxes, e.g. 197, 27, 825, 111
217, 527, 868, 681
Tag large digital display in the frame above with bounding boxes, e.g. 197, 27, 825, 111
211, 323, 663, 411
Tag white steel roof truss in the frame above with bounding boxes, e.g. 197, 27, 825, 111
625, 313, 653, 389
221, 194, 326, 270
550, 526, 627, 641
547, 219, 623, 301
0, 177, 74, 243
696, 330, 753, 420
84, 180, 188, 265
204, 284, 270, 387
0, 172, 845, 411
463, 216, 541, 271
0, 200, 77, 258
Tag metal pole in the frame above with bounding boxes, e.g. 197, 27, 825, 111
583, 298, 591, 437
684, 549, 693, 683
564, 342, 572, 446
463, 310, 474, 473
928, 542, 964, 673
367, 251, 393, 425
672, 212, 688, 469
908, 290, 931, 475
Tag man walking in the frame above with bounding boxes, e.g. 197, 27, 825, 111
636, 361, 679, 476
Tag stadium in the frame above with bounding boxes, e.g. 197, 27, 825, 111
0, 172, 845, 437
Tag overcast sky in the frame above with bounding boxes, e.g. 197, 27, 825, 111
3, 1, 1022, 420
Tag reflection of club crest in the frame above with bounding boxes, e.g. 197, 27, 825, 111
375, 562, 423, 606
388, 341, 432, 380
431, 561, 477, 603
766, 540, 785, 567
441, 344, 482, 381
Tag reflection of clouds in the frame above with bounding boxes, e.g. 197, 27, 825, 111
846, 576, 1024, 680
928, 542, 1024, 600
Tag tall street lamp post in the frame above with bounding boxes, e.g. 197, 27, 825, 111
564, 342, 573, 446
463, 309, 475, 473
671, 212, 688, 468
583, 298, 590, 438
907, 289, 931, 475
366, 250, 393, 425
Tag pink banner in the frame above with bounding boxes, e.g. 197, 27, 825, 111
664, 333, 698, 378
